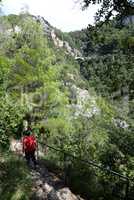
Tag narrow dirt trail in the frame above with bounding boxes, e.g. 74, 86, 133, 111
10, 138, 84, 200
30, 160, 83, 200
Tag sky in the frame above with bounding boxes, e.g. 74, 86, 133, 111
1, 0, 100, 32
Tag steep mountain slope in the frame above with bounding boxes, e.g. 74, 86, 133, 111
30, 15, 82, 58
0, 14, 134, 199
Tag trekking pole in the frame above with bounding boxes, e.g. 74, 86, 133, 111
63, 152, 67, 185
21, 129, 24, 157
36, 137, 39, 161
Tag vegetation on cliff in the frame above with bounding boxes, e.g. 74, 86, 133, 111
0, 13, 134, 199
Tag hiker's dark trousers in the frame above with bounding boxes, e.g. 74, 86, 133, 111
25, 150, 36, 166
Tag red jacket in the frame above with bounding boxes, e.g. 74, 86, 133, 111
22, 135, 37, 152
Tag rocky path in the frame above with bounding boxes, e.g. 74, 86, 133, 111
10, 138, 84, 200
30, 161, 83, 200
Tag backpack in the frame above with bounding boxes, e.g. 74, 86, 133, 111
23, 135, 37, 152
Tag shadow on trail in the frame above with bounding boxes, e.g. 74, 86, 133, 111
30, 158, 85, 200
29, 158, 66, 200
0, 150, 84, 200
39, 160, 64, 188
0, 154, 62, 200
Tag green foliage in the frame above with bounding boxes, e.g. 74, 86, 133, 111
0, 13, 134, 199
80, 23, 134, 102
0, 14, 73, 148
55, 28, 87, 52
82, 0, 134, 22
0, 96, 26, 148
0, 153, 32, 200
68, 29, 87, 50
0, 56, 10, 94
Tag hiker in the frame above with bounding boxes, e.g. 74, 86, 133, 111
22, 128, 37, 169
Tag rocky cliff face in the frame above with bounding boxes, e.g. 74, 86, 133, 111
0, 14, 82, 58
33, 15, 82, 58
